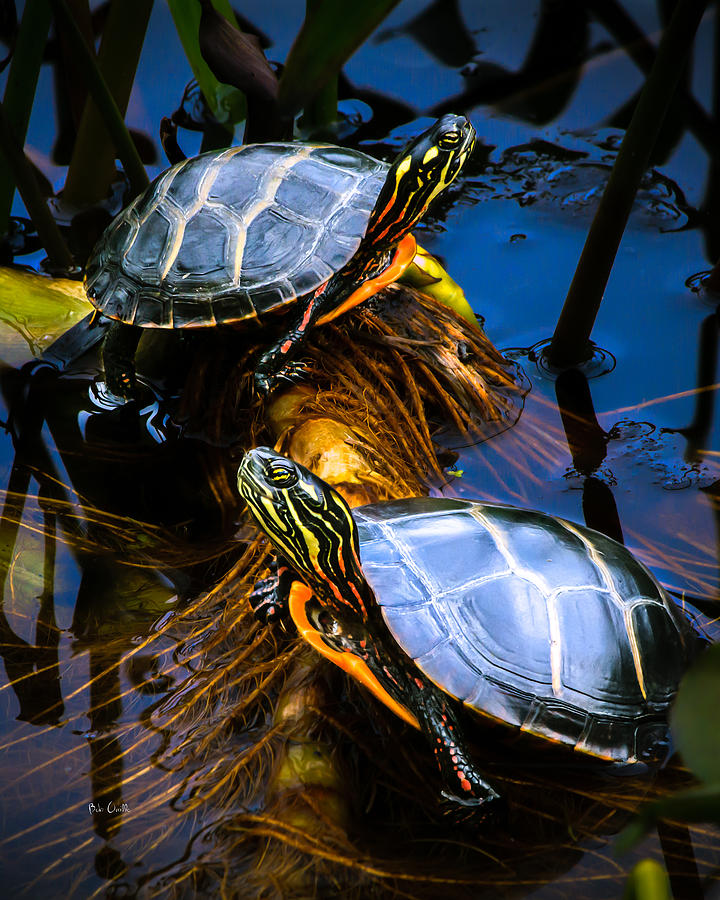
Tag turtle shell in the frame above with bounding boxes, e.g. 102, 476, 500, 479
84, 143, 389, 328
353, 498, 701, 764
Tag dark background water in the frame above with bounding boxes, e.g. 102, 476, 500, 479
1, 0, 720, 896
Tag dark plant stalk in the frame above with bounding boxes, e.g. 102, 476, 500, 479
56, 0, 94, 128
300, 0, 338, 131
278, 0, 402, 119
167, 0, 244, 129
56, 0, 150, 207
196, 0, 279, 142
0, 100, 73, 269
0, 0, 53, 236
547, 0, 710, 369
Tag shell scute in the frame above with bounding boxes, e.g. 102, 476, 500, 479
521, 697, 590, 746
629, 601, 691, 704
165, 154, 222, 208
275, 170, 342, 221
99, 282, 134, 322
211, 291, 256, 324
290, 155, 359, 196
415, 640, 482, 703
240, 207, 314, 282
124, 208, 172, 274
206, 155, 266, 209
464, 676, 527, 727
479, 506, 606, 591
381, 602, 450, 660
167, 209, 230, 284
590, 536, 664, 601
133, 293, 170, 327
326, 205, 373, 244
382, 508, 509, 594
556, 588, 644, 705
449, 574, 553, 685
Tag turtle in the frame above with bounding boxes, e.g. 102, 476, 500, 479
237, 447, 703, 809
83, 114, 476, 397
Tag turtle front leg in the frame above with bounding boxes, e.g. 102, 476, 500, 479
102, 322, 142, 398
412, 676, 502, 810
254, 283, 337, 396
249, 557, 294, 625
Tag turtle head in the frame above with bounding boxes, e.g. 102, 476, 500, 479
238, 448, 371, 620
363, 113, 476, 252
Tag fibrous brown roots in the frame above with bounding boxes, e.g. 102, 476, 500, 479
177, 283, 526, 512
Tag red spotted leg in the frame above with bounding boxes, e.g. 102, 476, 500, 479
410, 675, 502, 808
288, 581, 502, 809
253, 233, 416, 396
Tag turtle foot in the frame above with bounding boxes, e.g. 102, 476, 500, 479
249, 574, 286, 625
254, 359, 313, 397
101, 322, 141, 400
440, 788, 508, 828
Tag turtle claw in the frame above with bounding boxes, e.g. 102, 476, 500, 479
440, 789, 507, 828
278, 359, 313, 387
253, 371, 272, 397
249, 575, 284, 624
254, 359, 313, 397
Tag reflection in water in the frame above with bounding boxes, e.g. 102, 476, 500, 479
554, 367, 624, 544
673, 311, 719, 463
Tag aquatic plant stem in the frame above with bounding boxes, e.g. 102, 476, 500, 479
167, 0, 244, 130
547, 0, 710, 369
0, 0, 53, 236
0, 100, 73, 269
299, 0, 338, 131
278, 0, 402, 118
56, 0, 150, 207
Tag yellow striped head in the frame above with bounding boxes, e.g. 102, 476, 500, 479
364, 113, 476, 251
238, 448, 371, 619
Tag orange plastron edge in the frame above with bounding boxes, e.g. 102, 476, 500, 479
316, 232, 417, 326
288, 580, 420, 730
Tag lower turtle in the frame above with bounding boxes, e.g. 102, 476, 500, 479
83, 114, 475, 397
237, 447, 703, 809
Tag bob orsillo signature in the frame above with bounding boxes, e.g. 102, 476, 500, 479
88, 801, 129, 815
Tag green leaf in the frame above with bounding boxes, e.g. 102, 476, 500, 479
0, 268, 91, 365
622, 859, 672, 900
167, 0, 246, 126
671, 642, 720, 783
278, 0, 403, 118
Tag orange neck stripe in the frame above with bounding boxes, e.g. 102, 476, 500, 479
288, 581, 419, 730
316, 233, 417, 326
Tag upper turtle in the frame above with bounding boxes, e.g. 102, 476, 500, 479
84, 143, 389, 328
83, 114, 476, 396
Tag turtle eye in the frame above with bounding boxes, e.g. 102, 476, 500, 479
437, 129, 461, 149
265, 462, 298, 488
